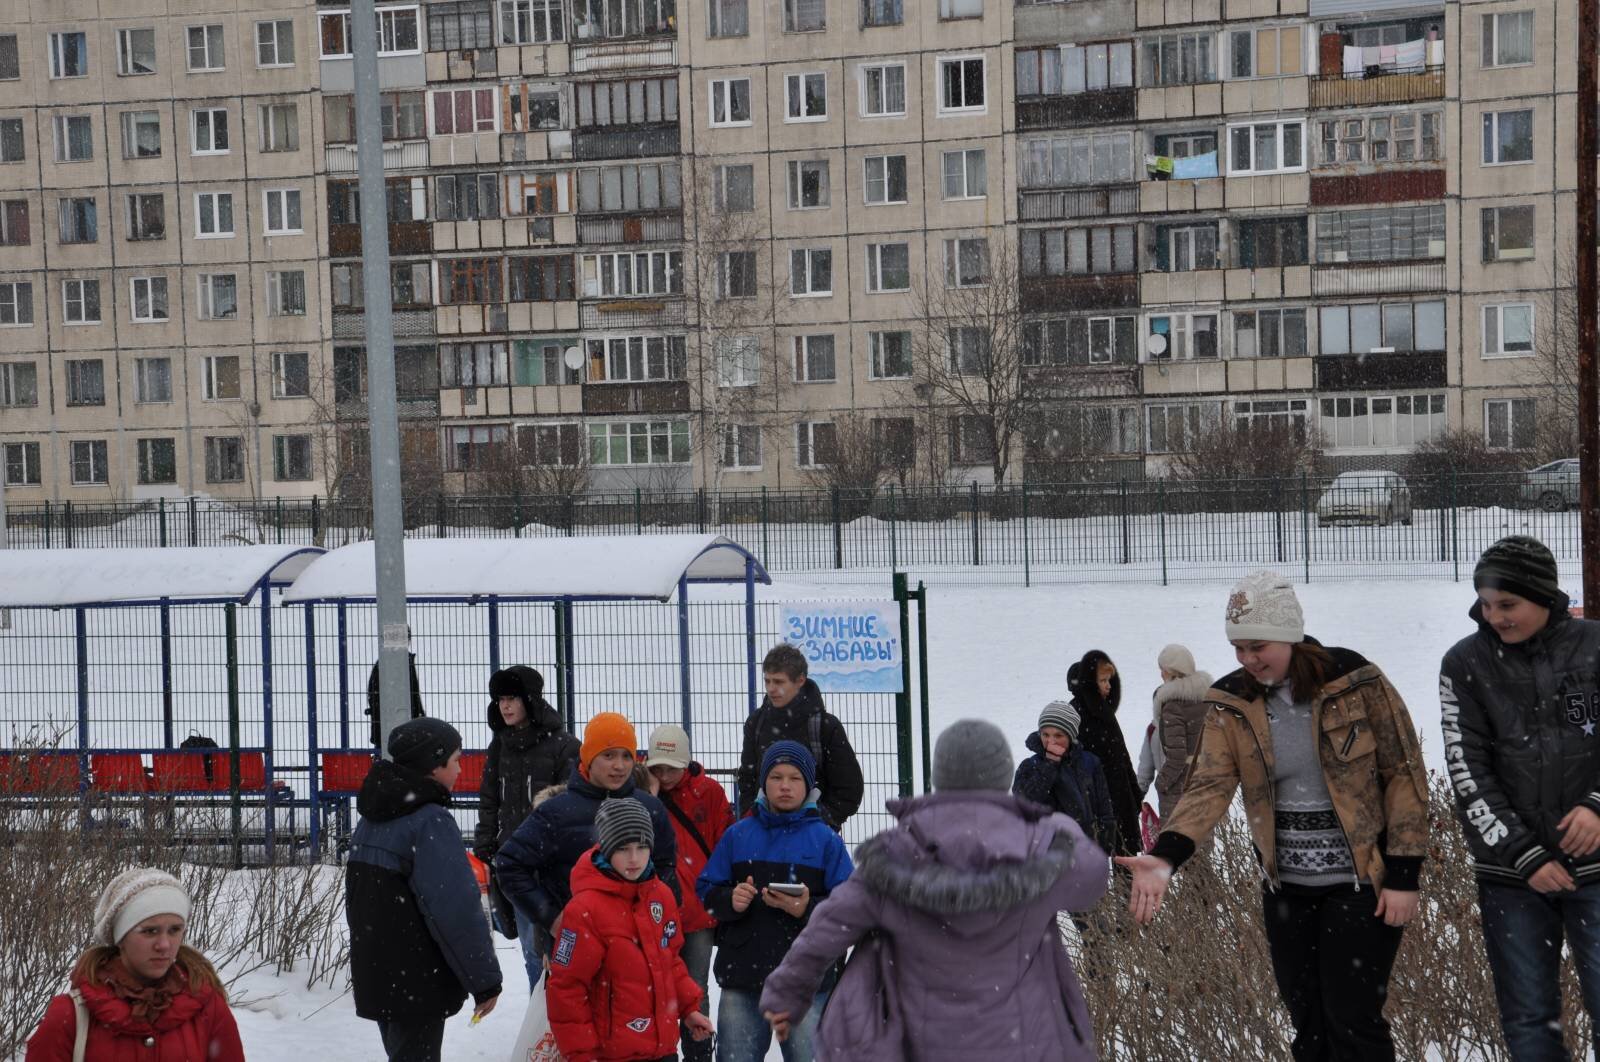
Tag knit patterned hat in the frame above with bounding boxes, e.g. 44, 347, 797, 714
645, 724, 691, 770
761, 740, 817, 793
932, 719, 1014, 792
580, 712, 639, 770
1157, 644, 1196, 677
594, 797, 655, 859
1474, 536, 1563, 609
94, 867, 191, 947
1225, 571, 1305, 644
1038, 701, 1081, 741
387, 717, 463, 773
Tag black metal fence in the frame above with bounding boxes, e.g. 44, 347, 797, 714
3, 472, 1579, 585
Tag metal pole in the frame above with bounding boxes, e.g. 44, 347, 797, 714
351, 0, 411, 753
487, 596, 501, 674
160, 600, 174, 747
225, 602, 243, 869
74, 608, 89, 787
916, 580, 931, 795
744, 558, 758, 718
893, 573, 915, 796
0, 462, 8, 629
676, 574, 693, 736
305, 603, 321, 858
1580, 0, 1600, 611
259, 580, 276, 861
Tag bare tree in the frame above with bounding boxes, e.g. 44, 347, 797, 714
1520, 240, 1594, 460
1165, 417, 1320, 483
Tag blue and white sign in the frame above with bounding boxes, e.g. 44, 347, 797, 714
779, 602, 904, 693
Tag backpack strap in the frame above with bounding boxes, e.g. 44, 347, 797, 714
69, 988, 89, 1062
663, 794, 714, 860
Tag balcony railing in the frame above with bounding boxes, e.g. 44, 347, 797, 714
1016, 89, 1137, 131
1315, 351, 1447, 391
582, 380, 691, 415
1019, 184, 1139, 221
1311, 259, 1445, 297
1309, 66, 1444, 108
333, 309, 435, 339
328, 221, 432, 257
570, 36, 676, 73
576, 214, 684, 243
337, 394, 440, 420
579, 299, 686, 330
1019, 274, 1140, 313
324, 140, 429, 173
1310, 169, 1445, 208
572, 125, 680, 161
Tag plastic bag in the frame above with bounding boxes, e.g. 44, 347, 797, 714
509, 985, 566, 1062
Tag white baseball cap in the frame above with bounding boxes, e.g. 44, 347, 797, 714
645, 724, 691, 769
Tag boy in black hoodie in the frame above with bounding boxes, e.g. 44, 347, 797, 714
736, 644, 864, 832
1068, 649, 1140, 856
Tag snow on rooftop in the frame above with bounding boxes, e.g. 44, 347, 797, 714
0, 545, 324, 607
281, 534, 769, 603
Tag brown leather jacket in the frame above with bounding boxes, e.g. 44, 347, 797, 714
1151, 645, 1429, 892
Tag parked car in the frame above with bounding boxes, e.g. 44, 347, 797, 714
1519, 458, 1580, 512
1316, 470, 1413, 527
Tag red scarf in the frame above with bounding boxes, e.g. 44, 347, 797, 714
96, 953, 187, 1026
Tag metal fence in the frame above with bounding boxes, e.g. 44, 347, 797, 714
3, 472, 1579, 586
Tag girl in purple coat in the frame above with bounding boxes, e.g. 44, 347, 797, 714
758, 719, 1109, 1062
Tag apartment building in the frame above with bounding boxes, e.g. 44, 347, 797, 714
0, 0, 1577, 502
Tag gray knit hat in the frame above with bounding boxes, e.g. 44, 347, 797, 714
1038, 701, 1081, 741
1474, 536, 1563, 609
932, 719, 1014, 792
1225, 570, 1305, 644
595, 797, 655, 859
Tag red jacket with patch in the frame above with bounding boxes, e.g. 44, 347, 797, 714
658, 765, 734, 935
26, 973, 245, 1062
547, 848, 703, 1062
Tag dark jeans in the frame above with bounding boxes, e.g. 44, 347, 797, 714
1262, 882, 1404, 1062
376, 1017, 445, 1062
679, 928, 715, 1062
1478, 880, 1600, 1061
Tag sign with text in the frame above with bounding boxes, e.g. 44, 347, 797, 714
779, 602, 904, 694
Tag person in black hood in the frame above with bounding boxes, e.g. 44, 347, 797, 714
474, 665, 581, 989
1068, 648, 1140, 855
364, 627, 425, 747
346, 718, 502, 1062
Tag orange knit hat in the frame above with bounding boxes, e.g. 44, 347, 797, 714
580, 712, 638, 770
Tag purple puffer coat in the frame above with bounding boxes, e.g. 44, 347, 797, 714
759, 789, 1108, 1061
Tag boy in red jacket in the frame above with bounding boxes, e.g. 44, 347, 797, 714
644, 724, 734, 1062
548, 797, 714, 1062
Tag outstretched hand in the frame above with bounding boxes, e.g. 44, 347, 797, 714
764, 1010, 791, 1042
1114, 854, 1173, 925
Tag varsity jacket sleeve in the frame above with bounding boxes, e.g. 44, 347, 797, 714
474, 738, 502, 857
737, 711, 761, 818
410, 807, 503, 1004
1441, 653, 1554, 880
697, 828, 746, 923
758, 876, 882, 1027
546, 899, 606, 1062
1151, 706, 1242, 872
494, 803, 562, 928
818, 714, 865, 829
1368, 670, 1430, 890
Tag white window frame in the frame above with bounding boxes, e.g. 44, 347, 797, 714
943, 237, 990, 288
1482, 205, 1535, 262
1226, 25, 1304, 80
273, 434, 314, 481
1144, 401, 1219, 454
49, 32, 88, 79
195, 192, 235, 238
794, 421, 835, 468
122, 111, 163, 159
1227, 119, 1306, 176
0, 117, 24, 163
586, 420, 691, 466
792, 333, 836, 382
272, 350, 311, 398
137, 438, 176, 484
186, 24, 225, 72
0, 360, 38, 406
0, 281, 33, 325
191, 108, 229, 155
1483, 303, 1535, 358
863, 154, 907, 205
4, 441, 42, 486
500, 0, 567, 45
721, 424, 762, 470
868, 330, 912, 379
579, 250, 683, 298
1231, 306, 1309, 358
939, 0, 982, 19
785, 72, 828, 122
196, 273, 238, 320
1482, 11, 1534, 69
860, 63, 907, 118
865, 242, 910, 293
319, 6, 423, 59
204, 436, 245, 482
942, 148, 987, 199
790, 247, 833, 297
267, 270, 306, 316
53, 115, 93, 163
117, 28, 157, 76
937, 55, 987, 115
256, 20, 296, 67
1146, 312, 1220, 361
62, 278, 100, 324
135, 357, 172, 403
1482, 109, 1534, 165
585, 334, 686, 384
713, 163, 755, 212
786, 159, 830, 210
709, 77, 752, 127
1484, 397, 1535, 451
70, 440, 109, 485
263, 188, 303, 235
429, 87, 499, 135
258, 103, 299, 152
129, 276, 169, 323
65, 358, 106, 406
202, 355, 242, 401
715, 335, 760, 388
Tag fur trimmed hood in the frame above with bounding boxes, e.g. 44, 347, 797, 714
1152, 671, 1214, 714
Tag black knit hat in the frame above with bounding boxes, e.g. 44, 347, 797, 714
387, 717, 463, 772
1474, 536, 1564, 609
594, 797, 654, 859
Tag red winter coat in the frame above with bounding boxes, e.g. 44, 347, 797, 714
26, 974, 245, 1062
547, 848, 703, 1062
658, 764, 734, 934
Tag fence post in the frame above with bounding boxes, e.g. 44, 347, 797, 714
634, 487, 643, 534
512, 489, 522, 537
158, 498, 168, 548
188, 495, 198, 546
310, 495, 321, 543
224, 601, 243, 869
435, 493, 446, 538
831, 488, 843, 570
565, 494, 576, 536
43, 500, 52, 548
1301, 470, 1311, 584
759, 486, 770, 569
892, 573, 916, 797
1451, 468, 1461, 581
697, 488, 707, 533
64, 501, 74, 548
1022, 483, 1031, 588
888, 484, 899, 571
1273, 478, 1285, 565
275, 496, 284, 544
1118, 479, 1129, 565
1159, 481, 1169, 586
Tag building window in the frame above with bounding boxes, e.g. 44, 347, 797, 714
713, 165, 754, 213
938, 56, 986, 113
1142, 33, 1215, 86
270, 351, 310, 398
1156, 223, 1218, 271
202, 355, 242, 400
272, 435, 313, 481
580, 250, 682, 297
944, 238, 990, 287
588, 420, 691, 465
441, 342, 509, 387
0, 118, 21, 163
197, 274, 238, 320
1482, 11, 1534, 68
794, 421, 837, 467
573, 76, 677, 128
431, 87, 498, 134
1015, 42, 1133, 96
66, 359, 106, 406
785, 0, 825, 31
1232, 398, 1311, 439
950, 415, 996, 465
117, 28, 157, 75
863, 155, 907, 205
259, 103, 299, 152
1482, 206, 1535, 262
861, 63, 907, 117
62, 279, 101, 324
868, 331, 912, 378
1147, 313, 1218, 360
517, 421, 586, 465
1146, 401, 1218, 453
324, 91, 428, 142
50, 32, 89, 79
1228, 120, 1305, 175
267, 270, 306, 316
947, 327, 990, 374
786, 160, 830, 209
187, 25, 225, 71
444, 425, 509, 471
575, 161, 681, 213
1228, 25, 1303, 78
499, 0, 565, 43
586, 335, 686, 383
53, 115, 93, 162
0, 361, 37, 406
0, 200, 27, 245
137, 438, 177, 484
792, 334, 836, 381
1019, 133, 1133, 188
790, 248, 833, 296
717, 252, 757, 298
204, 436, 245, 482
424, 1, 492, 48
721, 424, 762, 469
263, 189, 303, 235
785, 73, 827, 122
1236, 217, 1308, 268
943, 148, 987, 198
1320, 394, 1445, 450
58, 198, 97, 244
709, 78, 752, 127
708, 0, 749, 36
865, 243, 911, 292
1318, 111, 1440, 164
1485, 398, 1535, 451
1317, 300, 1445, 354
0, 35, 19, 80
1483, 109, 1533, 164
439, 258, 504, 303
256, 20, 296, 66
716, 335, 760, 387
1483, 303, 1534, 357
195, 193, 235, 238
1023, 315, 1139, 366
121, 111, 162, 159
4, 442, 41, 485
508, 255, 577, 301
1021, 224, 1137, 275
319, 7, 421, 56
127, 194, 165, 240
0, 281, 33, 324
570, 0, 675, 39
72, 440, 110, 485
435, 172, 500, 220
130, 276, 169, 322
1316, 204, 1443, 263
137, 357, 172, 403
1232, 307, 1307, 358
939, 0, 980, 18
862, 0, 901, 24
191, 108, 229, 155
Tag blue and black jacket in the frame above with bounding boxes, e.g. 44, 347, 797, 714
1013, 732, 1119, 854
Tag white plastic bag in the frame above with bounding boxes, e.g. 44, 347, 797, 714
509, 985, 566, 1062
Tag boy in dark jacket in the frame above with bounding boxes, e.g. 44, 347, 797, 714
1068, 649, 1140, 855
1014, 701, 1118, 855
548, 798, 714, 1062
495, 712, 679, 967
346, 718, 502, 1062
1440, 536, 1600, 1059
699, 741, 853, 1062
364, 630, 426, 747
737, 645, 864, 832
474, 665, 582, 987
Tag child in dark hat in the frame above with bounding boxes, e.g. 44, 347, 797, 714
1014, 701, 1119, 854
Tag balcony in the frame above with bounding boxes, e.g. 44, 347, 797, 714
1019, 185, 1139, 222
1019, 274, 1140, 313
581, 380, 690, 414
328, 221, 432, 257
1311, 259, 1445, 297
1309, 67, 1444, 109
336, 394, 441, 421
572, 125, 680, 161
576, 214, 684, 243
1315, 351, 1446, 391
1023, 366, 1141, 399
1017, 89, 1137, 131
579, 299, 686, 330
333, 308, 436, 339
1311, 169, 1445, 208
324, 140, 429, 173
570, 36, 676, 73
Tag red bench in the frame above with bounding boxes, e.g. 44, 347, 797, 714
0, 753, 82, 794
151, 750, 266, 792
90, 754, 150, 793
453, 751, 487, 795
320, 751, 376, 794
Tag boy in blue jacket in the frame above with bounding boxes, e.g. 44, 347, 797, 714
1013, 701, 1118, 853
697, 741, 853, 1062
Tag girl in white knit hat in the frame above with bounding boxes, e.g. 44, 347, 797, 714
25, 867, 244, 1062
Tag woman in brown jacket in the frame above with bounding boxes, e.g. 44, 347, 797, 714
1135, 643, 1214, 824
1118, 571, 1429, 1062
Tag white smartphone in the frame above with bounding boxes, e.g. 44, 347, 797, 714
765, 881, 807, 895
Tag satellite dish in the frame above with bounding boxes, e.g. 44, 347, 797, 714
1146, 333, 1169, 357
563, 346, 583, 370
